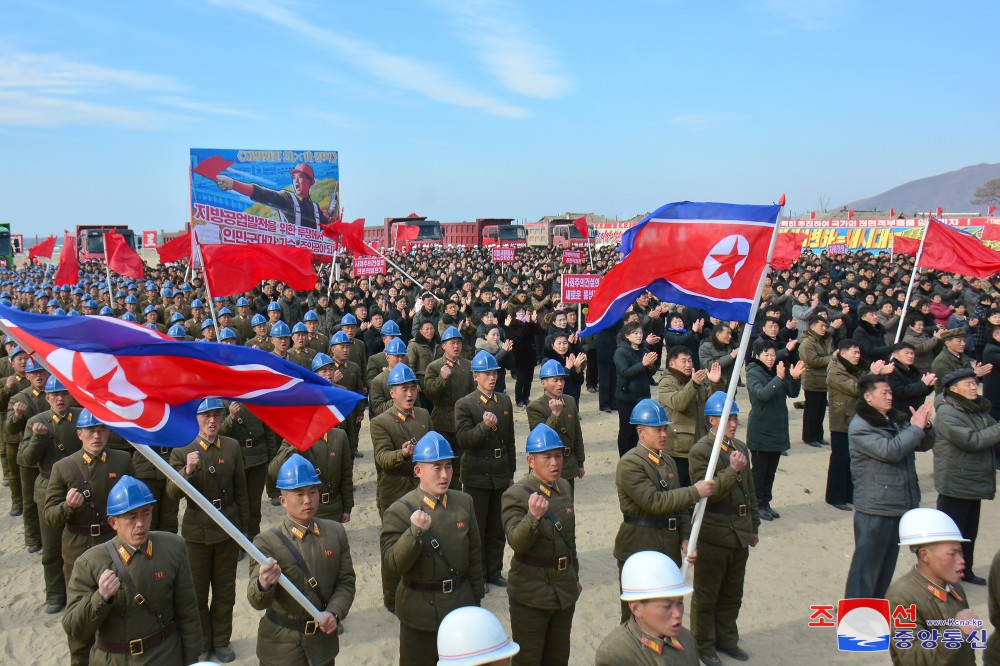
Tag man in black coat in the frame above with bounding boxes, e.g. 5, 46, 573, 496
853, 306, 893, 365
886, 342, 937, 416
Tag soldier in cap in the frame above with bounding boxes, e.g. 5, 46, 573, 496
931, 328, 992, 394
501, 423, 580, 666
184, 299, 206, 340
20, 375, 82, 613
269, 320, 293, 363
44, 408, 134, 665
329, 330, 366, 458
424, 326, 474, 488
62, 475, 202, 665
526, 359, 585, 492
268, 422, 354, 524
1, 346, 29, 517
167, 397, 250, 663
614, 399, 715, 623
221, 400, 278, 539
688, 392, 759, 666
199, 318, 218, 343
245, 314, 274, 352
249, 453, 356, 666
216, 161, 332, 230
288, 322, 318, 369
597, 551, 700, 665
302, 309, 330, 354
381, 431, 484, 666
9, 357, 52, 552
437, 607, 520, 666
231, 297, 254, 343
336, 313, 369, 371
366, 319, 402, 385
455, 350, 517, 588
370, 338, 408, 417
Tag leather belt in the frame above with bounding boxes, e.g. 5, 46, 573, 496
95, 621, 176, 656
382, 466, 414, 478
189, 496, 234, 511
402, 573, 467, 593
66, 522, 113, 537
265, 608, 318, 635
514, 553, 569, 571
475, 447, 506, 459
623, 515, 678, 530
320, 489, 340, 504
706, 503, 748, 516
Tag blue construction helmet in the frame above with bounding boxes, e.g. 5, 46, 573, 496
219, 327, 237, 341
47, 298, 59, 308
167, 324, 186, 338
267, 301, 282, 312
190, 299, 204, 309
385, 338, 408, 356
200, 319, 216, 331
704, 391, 740, 417
276, 453, 321, 490
9, 346, 24, 359
24, 357, 45, 374
163, 280, 174, 288
381, 320, 401, 337
471, 350, 500, 372
218, 307, 232, 317
142, 304, 156, 316
412, 431, 456, 462
291, 322, 308, 335
44, 375, 67, 393
630, 398, 671, 426
311, 353, 334, 372
85, 299, 99, 310
539, 359, 568, 379
388, 364, 418, 386
302, 310, 319, 322
144, 323, 159, 331
197, 397, 225, 414
54, 308, 66, 316
99, 306, 114, 316
340, 313, 358, 326
440, 326, 462, 343
270, 321, 291, 338
160, 287, 173, 298
106, 475, 156, 517
76, 409, 102, 429
120, 312, 137, 322
236, 297, 250, 308
169, 312, 185, 324
179, 283, 192, 293
330, 331, 350, 346
526, 423, 563, 454
251, 313, 267, 327
124, 295, 138, 304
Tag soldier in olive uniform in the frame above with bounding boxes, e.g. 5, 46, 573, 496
424, 326, 474, 488
20, 375, 82, 613
302, 309, 330, 354
931, 327, 991, 394
268, 427, 354, 523
62, 475, 203, 665
230, 297, 255, 343
657, 347, 723, 486
381, 432, 485, 666
244, 314, 274, 352
688, 392, 759, 666
408, 321, 440, 409
9, 357, 52, 551
455, 350, 517, 587
184, 299, 206, 340
366, 319, 403, 385
329, 331, 367, 458
221, 400, 277, 539
337, 314, 369, 372
167, 398, 250, 663
526, 360, 585, 491
614, 399, 715, 623
44, 409, 134, 666
370, 338, 408, 417
501, 424, 580, 666
250, 454, 356, 666
288, 322, 318, 369
1, 346, 29, 516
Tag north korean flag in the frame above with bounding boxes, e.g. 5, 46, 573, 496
581, 201, 780, 337
0, 306, 363, 451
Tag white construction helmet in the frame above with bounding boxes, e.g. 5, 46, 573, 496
437, 606, 520, 666
898, 508, 969, 546
620, 550, 693, 601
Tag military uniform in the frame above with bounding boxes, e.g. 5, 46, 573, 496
596, 617, 699, 665
931, 349, 976, 394
525, 394, 585, 487
381, 487, 485, 666
62, 532, 203, 665
347, 337, 367, 375
688, 433, 759, 660
331, 359, 365, 456
184, 317, 205, 340
244, 334, 275, 352
366, 351, 389, 386
231, 314, 254, 343
21, 406, 82, 608
249, 516, 356, 666
502, 473, 580, 666
423, 356, 474, 487
167, 435, 250, 654
406, 338, 438, 394
221, 402, 277, 538
657, 368, 722, 486
130, 447, 180, 533
7, 384, 48, 548
268, 431, 354, 522
305, 331, 330, 354
288, 345, 318, 370
614, 444, 699, 622
887, 567, 974, 666
0, 373, 29, 495
369, 368, 393, 418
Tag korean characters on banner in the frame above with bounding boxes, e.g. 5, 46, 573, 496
189, 148, 340, 255
142, 231, 158, 249
353, 256, 386, 277
562, 249, 585, 265
492, 246, 516, 263
561, 274, 600, 304
780, 216, 995, 255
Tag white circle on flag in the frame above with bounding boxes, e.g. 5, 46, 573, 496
702, 235, 749, 290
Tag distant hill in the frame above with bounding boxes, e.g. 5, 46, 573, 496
843, 163, 1000, 215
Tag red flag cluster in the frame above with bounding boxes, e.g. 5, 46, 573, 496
919, 219, 1000, 278
771, 232, 808, 270
572, 216, 589, 238
104, 231, 144, 279
201, 244, 317, 297
321, 218, 376, 256
395, 225, 420, 249
54, 234, 78, 286
156, 231, 193, 263
27, 236, 56, 260
892, 234, 921, 256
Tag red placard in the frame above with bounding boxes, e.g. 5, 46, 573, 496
492, 247, 516, 263
561, 274, 600, 303
353, 256, 386, 277
562, 250, 584, 265
142, 230, 158, 249
827, 244, 847, 255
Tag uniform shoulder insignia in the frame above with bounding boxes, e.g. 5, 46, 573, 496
647, 453, 661, 465
669, 637, 683, 650
640, 635, 663, 654
538, 485, 551, 498
927, 583, 948, 602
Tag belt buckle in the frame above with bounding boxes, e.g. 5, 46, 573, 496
208, 465, 217, 474
738, 504, 747, 516
90, 523, 102, 537
212, 498, 223, 509
564, 447, 572, 457
307, 577, 319, 589
129, 639, 144, 656
493, 448, 502, 459
304, 620, 317, 636
321, 492, 331, 504
245, 438, 253, 448
82, 489, 92, 499
667, 517, 677, 530
441, 579, 454, 594
556, 557, 568, 571
159, 447, 170, 456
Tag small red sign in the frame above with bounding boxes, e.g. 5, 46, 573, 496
353, 256, 387, 277
562, 250, 584, 265
561, 274, 600, 303
492, 247, 516, 263
142, 230, 158, 249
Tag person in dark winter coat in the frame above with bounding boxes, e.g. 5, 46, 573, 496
852, 306, 893, 365
698, 324, 737, 386
541, 332, 585, 404
664, 313, 703, 369
506, 306, 543, 407
593, 318, 621, 413
745, 339, 803, 521
981, 326, 1000, 423
885, 342, 937, 417
614, 321, 659, 457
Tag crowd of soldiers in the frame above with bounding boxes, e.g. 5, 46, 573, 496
1, 242, 1000, 665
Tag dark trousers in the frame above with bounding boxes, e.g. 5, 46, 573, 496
825, 431, 854, 506
20, 464, 39, 547
142, 478, 180, 533
802, 390, 827, 443
440, 431, 462, 490
465, 484, 506, 581
187, 539, 239, 651
245, 463, 267, 538
692, 543, 749, 655
4, 440, 21, 508
510, 597, 575, 666
750, 450, 781, 507
936, 494, 981, 574
585, 349, 598, 389
399, 623, 438, 666
598, 362, 616, 410
845, 512, 900, 599
616, 400, 639, 457
35, 477, 65, 605
674, 456, 691, 488
513, 366, 534, 404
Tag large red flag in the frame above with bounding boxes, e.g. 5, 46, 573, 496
572, 216, 589, 238
981, 224, 1000, 242
53, 234, 79, 286
28, 236, 56, 260
322, 218, 376, 256
918, 219, 1000, 278
191, 155, 234, 181
892, 234, 922, 256
771, 232, 808, 270
201, 244, 317, 297
156, 231, 193, 263
395, 224, 420, 249
104, 231, 144, 279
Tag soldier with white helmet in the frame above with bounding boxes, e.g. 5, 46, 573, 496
437, 606, 519, 666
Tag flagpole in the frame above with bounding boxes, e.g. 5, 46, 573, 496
681, 202, 785, 581
326, 240, 338, 299
893, 222, 931, 344
363, 242, 443, 303
130, 443, 323, 622
194, 238, 223, 341
585, 216, 595, 272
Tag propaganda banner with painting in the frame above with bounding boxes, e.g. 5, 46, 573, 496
779, 217, 998, 254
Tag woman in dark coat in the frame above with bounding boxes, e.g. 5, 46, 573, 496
541, 331, 585, 404
506, 306, 543, 407
613, 320, 659, 457
746, 338, 803, 520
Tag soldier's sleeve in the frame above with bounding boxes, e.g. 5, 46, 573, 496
61, 551, 113, 644
465, 499, 485, 601
745, 450, 760, 532
372, 419, 409, 471
219, 413, 235, 438
455, 399, 488, 451
166, 446, 192, 501
688, 442, 740, 497
20, 415, 51, 467
327, 524, 356, 620
5, 396, 26, 435
572, 400, 585, 466
267, 443, 294, 492
525, 400, 545, 431
380, 503, 425, 577
501, 487, 540, 552
503, 401, 516, 476
232, 445, 251, 532
337, 430, 355, 515
248, 532, 277, 610
169, 535, 203, 664
365, 356, 381, 385
423, 362, 446, 400
406, 343, 419, 371
618, 456, 699, 516
370, 380, 391, 417
43, 465, 73, 528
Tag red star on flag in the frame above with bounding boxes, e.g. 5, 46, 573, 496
707, 242, 746, 281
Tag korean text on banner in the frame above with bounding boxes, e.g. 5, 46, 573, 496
492, 247, 516, 263
142, 231, 158, 249
353, 256, 386, 277
562, 250, 585, 265
561, 274, 600, 303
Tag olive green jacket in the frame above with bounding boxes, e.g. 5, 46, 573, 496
5, 385, 47, 448
424, 356, 474, 434
887, 567, 974, 666
369, 369, 392, 417
931, 349, 975, 394
455, 390, 516, 489
526, 393, 585, 480
799, 329, 833, 392
220, 401, 277, 469
167, 436, 251, 545
268, 431, 354, 519
21, 407, 82, 477
370, 407, 428, 514
596, 617, 699, 666
657, 369, 721, 458
827, 355, 865, 433
688, 434, 759, 549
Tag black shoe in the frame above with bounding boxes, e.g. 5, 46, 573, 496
963, 573, 987, 585
27, 544, 41, 553
793, 401, 805, 410
699, 653, 723, 666
45, 602, 65, 614
587, 387, 598, 393
759, 508, 773, 521
768, 506, 780, 519
353, 451, 364, 459
720, 646, 750, 661
338, 620, 345, 635
818, 438, 830, 446
803, 441, 822, 448
9, 505, 22, 517
237, 550, 246, 562
831, 503, 852, 511
212, 645, 236, 663
601, 407, 613, 413
488, 575, 508, 588
780, 450, 788, 456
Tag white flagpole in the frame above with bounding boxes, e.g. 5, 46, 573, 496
893, 223, 930, 344
194, 237, 222, 341
363, 242, 443, 303
682, 201, 786, 581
